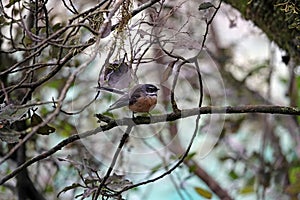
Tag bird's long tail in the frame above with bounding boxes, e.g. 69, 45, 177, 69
95, 86, 126, 95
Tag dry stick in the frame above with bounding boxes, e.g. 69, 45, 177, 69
114, 120, 200, 196
0, 23, 78, 76
0, 60, 85, 166
188, 39, 231, 198
114, 61, 207, 198
0, 39, 94, 166
0, 4, 110, 167
93, 125, 133, 199
0, 105, 299, 185
0, 0, 119, 168
185, 55, 230, 199
170, 61, 186, 112
151, 1, 225, 197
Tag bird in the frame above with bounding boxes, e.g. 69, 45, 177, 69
104, 84, 159, 116
102, 57, 132, 90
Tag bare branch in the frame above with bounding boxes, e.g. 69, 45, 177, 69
94, 125, 133, 199
0, 105, 299, 185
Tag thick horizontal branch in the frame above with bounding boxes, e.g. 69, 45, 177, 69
203, 105, 300, 115
0, 105, 299, 185
111, 105, 300, 126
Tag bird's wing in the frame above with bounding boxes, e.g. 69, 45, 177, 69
107, 94, 130, 111
128, 91, 142, 106
128, 84, 144, 106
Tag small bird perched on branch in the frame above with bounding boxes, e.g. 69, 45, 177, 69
97, 84, 159, 117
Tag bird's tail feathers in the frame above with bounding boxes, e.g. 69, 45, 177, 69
95, 86, 125, 95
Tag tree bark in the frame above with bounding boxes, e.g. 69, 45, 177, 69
223, 0, 300, 64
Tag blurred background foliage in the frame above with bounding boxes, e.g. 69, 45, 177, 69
0, 0, 300, 199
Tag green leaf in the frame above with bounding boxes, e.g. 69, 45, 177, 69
198, 2, 215, 10
23, 35, 32, 46
239, 185, 254, 194
289, 167, 300, 184
149, 163, 163, 175
31, 113, 55, 135
194, 187, 212, 199
185, 152, 197, 161
188, 165, 197, 173
228, 170, 239, 180
5, 0, 21, 8
52, 23, 62, 32
288, 22, 299, 29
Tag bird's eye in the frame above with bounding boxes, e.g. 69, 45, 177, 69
146, 86, 158, 92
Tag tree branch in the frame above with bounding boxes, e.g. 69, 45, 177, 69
94, 125, 133, 199
0, 105, 299, 185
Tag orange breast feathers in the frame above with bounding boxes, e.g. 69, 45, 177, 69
129, 96, 157, 112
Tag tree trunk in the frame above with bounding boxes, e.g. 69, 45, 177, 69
223, 0, 300, 64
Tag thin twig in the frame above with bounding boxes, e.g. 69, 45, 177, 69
93, 125, 133, 199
